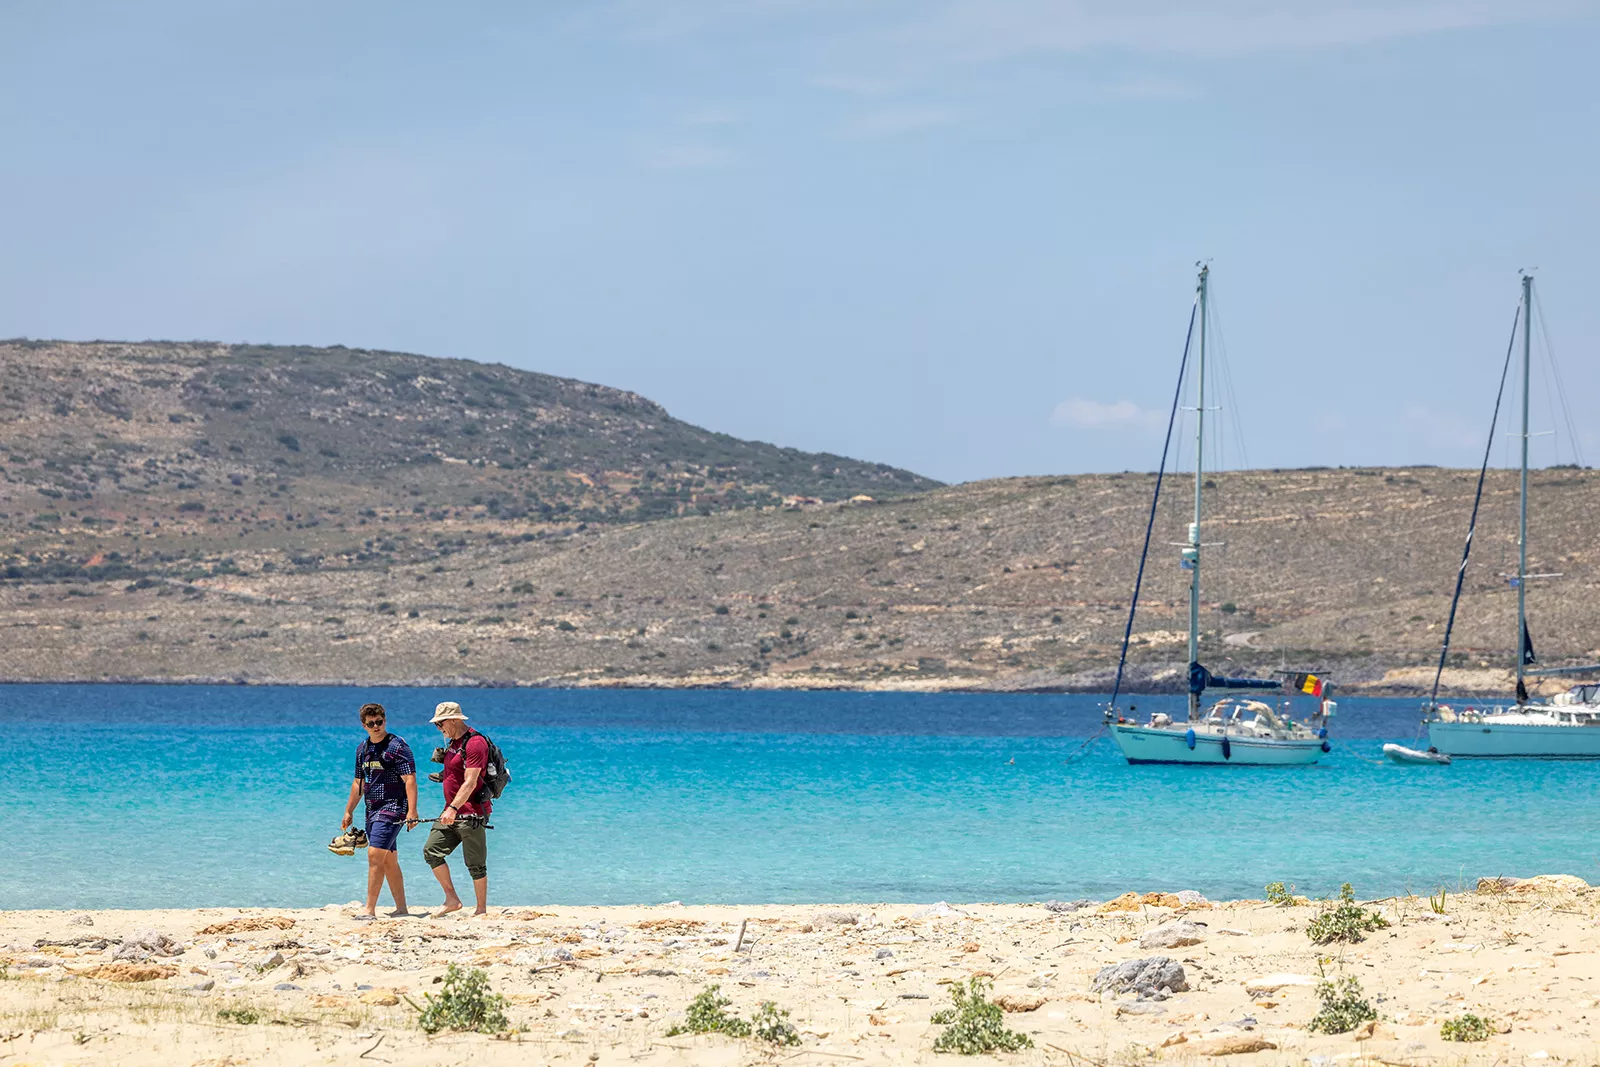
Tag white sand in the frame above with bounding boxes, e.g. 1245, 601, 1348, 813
2, 877, 1597, 1064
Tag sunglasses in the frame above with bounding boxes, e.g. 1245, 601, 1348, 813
363, 718, 385, 727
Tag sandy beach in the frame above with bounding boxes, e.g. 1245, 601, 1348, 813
3, 877, 1597, 1065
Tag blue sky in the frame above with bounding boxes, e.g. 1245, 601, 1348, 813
2, 1, 1596, 483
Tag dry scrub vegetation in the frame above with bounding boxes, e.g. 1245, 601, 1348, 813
1, 341, 1596, 691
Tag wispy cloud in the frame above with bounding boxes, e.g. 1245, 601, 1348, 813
1051, 398, 1165, 431
866, 0, 1584, 65
1094, 74, 1201, 101
611, 1, 1585, 75
683, 107, 739, 126
636, 141, 740, 171
814, 73, 903, 96
835, 106, 965, 139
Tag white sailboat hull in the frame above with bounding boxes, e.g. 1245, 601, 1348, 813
1428, 720, 1600, 758
1109, 724, 1326, 765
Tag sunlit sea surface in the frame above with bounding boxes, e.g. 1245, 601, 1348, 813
2, 685, 1592, 909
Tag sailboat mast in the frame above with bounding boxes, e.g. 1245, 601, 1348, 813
1188, 266, 1208, 720
1516, 272, 1532, 701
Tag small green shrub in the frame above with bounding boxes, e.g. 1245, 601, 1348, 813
1441, 1013, 1493, 1042
1307, 883, 1389, 944
1307, 975, 1377, 1034
1265, 881, 1296, 906
668, 985, 751, 1037
930, 976, 1032, 1054
1429, 886, 1448, 914
416, 964, 509, 1034
217, 1007, 261, 1025
750, 1000, 801, 1046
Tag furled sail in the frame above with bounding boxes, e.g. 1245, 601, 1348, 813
1188, 662, 1281, 695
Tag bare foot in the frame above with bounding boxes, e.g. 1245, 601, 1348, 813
389, 909, 424, 918
437, 900, 463, 915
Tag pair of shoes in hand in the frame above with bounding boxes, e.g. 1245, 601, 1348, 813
328, 827, 369, 855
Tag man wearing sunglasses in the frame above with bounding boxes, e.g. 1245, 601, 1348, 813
339, 702, 420, 920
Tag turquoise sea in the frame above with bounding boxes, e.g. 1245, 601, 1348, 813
2, 685, 1594, 910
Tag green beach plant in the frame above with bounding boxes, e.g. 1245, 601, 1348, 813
1307, 883, 1389, 944
1265, 881, 1297, 906
1307, 975, 1377, 1034
668, 985, 751, 1038
1441, 1013, 1493, 1042
930, 976, 1033, 1054
415, 964, 509, 1034
666, 986, 802, 1045
217, 1006, 261, 1025
750, 1000, 802, 1046
1429, 886, 1448, 914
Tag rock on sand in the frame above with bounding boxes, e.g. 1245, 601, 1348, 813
1139, 919, 1205, 950
1092, 957, 1188, 996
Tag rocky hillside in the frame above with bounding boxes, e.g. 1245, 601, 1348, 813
2, 454, 1596, 695
0, 340, 936, 573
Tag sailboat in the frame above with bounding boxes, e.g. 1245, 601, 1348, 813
1424, 273, 1600, 758
1103, 267, 1335, 765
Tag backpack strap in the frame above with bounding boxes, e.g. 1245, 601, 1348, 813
362, 734, 395, 773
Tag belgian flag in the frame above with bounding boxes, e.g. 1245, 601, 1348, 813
1292, 673, 1324, 697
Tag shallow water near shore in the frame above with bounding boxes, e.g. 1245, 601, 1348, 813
3, 684, 1595, 909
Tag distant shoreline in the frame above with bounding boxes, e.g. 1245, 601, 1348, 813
0, 673, 1507, 698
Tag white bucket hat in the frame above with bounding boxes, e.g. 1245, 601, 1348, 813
430, 701, 468, 723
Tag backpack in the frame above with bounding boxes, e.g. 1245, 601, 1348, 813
463, 731, 511, 804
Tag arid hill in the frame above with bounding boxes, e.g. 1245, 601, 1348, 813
0, 339, 936, 577
2, 415, 1595, 694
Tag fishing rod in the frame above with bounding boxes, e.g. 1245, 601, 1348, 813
341, 814, 494, 829
409, 813, 493, 828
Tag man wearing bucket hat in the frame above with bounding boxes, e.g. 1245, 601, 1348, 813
423, 701, 492, 915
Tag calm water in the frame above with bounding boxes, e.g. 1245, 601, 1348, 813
2, 685, 1593, 909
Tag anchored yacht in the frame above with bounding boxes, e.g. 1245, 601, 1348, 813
1422, 273, 1599, 758
1429, 685, 1600, 758
1101, 267, 1334, 766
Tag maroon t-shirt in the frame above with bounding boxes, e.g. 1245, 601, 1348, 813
441, 732, 492, 818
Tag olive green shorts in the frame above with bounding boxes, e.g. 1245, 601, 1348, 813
422, 822, 487, 880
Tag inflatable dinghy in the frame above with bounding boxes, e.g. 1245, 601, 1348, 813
1383, 743, 1451, 765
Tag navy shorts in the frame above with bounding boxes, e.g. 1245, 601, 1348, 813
365, 815, 403, 852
